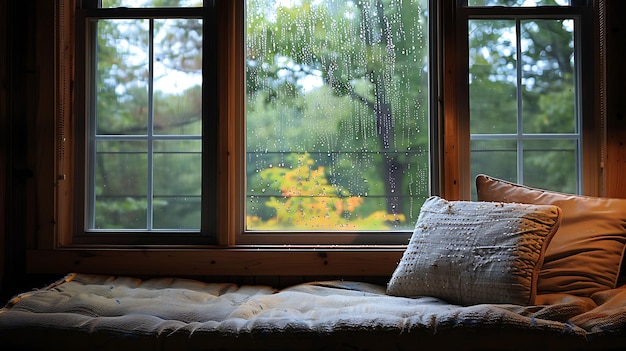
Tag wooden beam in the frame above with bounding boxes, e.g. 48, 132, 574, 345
28, 248, 404, 277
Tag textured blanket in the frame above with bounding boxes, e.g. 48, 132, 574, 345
1, 273, 626, 350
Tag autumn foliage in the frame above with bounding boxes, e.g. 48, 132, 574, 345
247, 154, 405, 230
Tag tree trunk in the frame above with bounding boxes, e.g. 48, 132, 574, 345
374, 77, 404, 217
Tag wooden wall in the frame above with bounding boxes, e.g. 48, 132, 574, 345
1, 0, 58, 302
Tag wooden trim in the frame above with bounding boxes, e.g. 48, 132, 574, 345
580, 0, 603, 197
595, 0, 606, 196
219, 0, 244, 246
55, 0, 76, 248
33, 0, 57, 249
27, 248, 404, 277
70, 1, 89, 245
442, 0, 463, 200
604, 0, 626, 198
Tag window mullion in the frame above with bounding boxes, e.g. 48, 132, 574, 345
516, 18, 524, 185
147, 18, 155, 231
87, 17, 98, 231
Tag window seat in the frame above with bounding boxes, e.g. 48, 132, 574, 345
1, 272, 626, 350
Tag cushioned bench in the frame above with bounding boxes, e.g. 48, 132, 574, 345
2, 272, 626, 350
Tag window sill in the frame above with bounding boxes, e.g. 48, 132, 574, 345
26, 246, 406, 276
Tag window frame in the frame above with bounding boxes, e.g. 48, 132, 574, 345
72, 3, 219, 245
232, 0, 441, 246
451, 0, 600, 199
24, 0, 603, 278
75, 0, 442, 247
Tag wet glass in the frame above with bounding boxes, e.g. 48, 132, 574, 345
245, 0, 431, 231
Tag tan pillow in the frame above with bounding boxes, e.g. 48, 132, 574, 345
386, 196, 561, 305
476, 174, 626, 296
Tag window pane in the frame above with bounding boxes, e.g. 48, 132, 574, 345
245, 0, 430, 231
523, 139, 578, 193
521, 19, 575, 134
153, 140, 202, 229
93, 140, 148, 229
470, 139, 517, 199
153, 140, 202, 196
96, 19, 150, 135
153, 19, 203, 136
101, 0, 202, 8
469, 19, 517, 134
89, 16, 203, 231
467, 0, 570, 6
470, 138, 578, 197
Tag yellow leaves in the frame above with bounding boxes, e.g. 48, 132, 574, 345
361, 211, 406, 226
279, 160, 327, 197
247, 153, 404, 230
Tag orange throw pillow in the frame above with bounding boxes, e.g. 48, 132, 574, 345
476, 174, 626, 296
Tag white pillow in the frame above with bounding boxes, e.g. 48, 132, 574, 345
386, 196, 562, 305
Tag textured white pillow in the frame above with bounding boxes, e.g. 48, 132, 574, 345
386, 196, 562, 306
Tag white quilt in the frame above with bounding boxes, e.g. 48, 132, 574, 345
1, 273, 626, 350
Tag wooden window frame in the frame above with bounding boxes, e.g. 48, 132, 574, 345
454, 0, 602, 199
24, 0, 604, 279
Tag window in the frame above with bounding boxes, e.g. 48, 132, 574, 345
452, 0, 597, 199
458, 0, 591, 199
74, 0, 217, 244
74, 0, 434, 246
65, 0, 598, 248
240, 0, 432, 244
